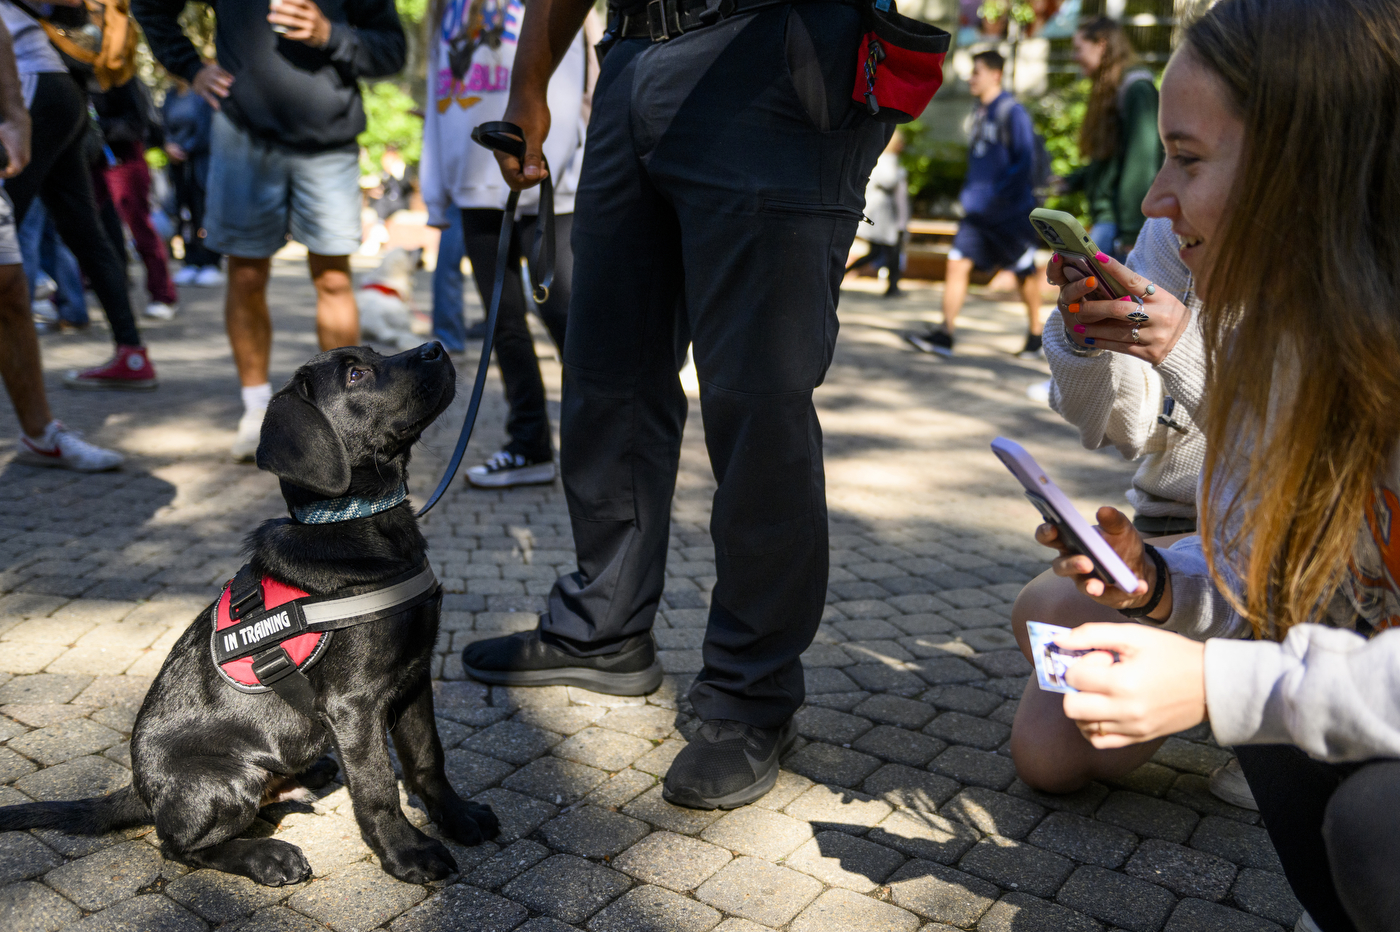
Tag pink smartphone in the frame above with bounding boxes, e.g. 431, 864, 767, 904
992, 437, 1142, 593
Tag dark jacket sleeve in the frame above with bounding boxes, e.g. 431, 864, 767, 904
323, 0, 406, 80
1113, 79, 1163, 239
131, 0, 205, 84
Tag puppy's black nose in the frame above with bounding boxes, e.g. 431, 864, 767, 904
419, 341, 444, 361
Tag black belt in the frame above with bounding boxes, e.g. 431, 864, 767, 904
610, 0, 855, 42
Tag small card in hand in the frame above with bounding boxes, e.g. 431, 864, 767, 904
1026, 621, 1094, 694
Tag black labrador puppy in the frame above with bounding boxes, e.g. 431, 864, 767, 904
0, 343, 498, 885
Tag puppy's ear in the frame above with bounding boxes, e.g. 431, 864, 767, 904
255, 384, 351, 497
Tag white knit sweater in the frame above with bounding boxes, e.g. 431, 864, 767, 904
1042, 217, 1208, 520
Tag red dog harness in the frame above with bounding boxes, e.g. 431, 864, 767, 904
212, 562, 440, 718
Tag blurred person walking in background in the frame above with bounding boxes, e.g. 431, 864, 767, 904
846, 129, 909, 298
134, 0, 406, 461
0, 14, 124, 469
95, 78, 180, 321
161, 79, 222, 287
1060, 16, 1161, 260
0, 0, 159, 391
906, 50, 1042, 358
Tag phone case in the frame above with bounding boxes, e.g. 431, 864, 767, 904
1029, 208, 1125, 300
990, 437, 1142, 594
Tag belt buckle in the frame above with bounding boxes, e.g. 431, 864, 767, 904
646, 0, 669, 40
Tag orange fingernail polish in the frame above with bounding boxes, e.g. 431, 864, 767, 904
1085, 277, 1097, 289
1068, 303, 1080, 314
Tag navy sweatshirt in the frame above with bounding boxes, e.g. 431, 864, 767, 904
958, 91, 1036, 228
133, 0, 405, 152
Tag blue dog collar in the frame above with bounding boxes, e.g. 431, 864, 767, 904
292, 484, 408, 524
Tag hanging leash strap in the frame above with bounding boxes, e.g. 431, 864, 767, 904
417, 122, 554, 517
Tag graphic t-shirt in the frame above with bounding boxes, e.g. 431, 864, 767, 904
419, 0, 586, 221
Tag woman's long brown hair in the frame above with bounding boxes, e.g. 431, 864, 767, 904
1189, 0, 1400, 637
1077, 17, 1141, 161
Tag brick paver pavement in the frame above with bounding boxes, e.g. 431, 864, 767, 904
0, 261, 1301, 931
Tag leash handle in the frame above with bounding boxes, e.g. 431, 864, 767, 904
472, 121, 555, 302
418, 121, 555, 516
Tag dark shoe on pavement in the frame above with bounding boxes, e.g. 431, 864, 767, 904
663, 718, 798, 810
466, 450, 556, 488
905, 327, 954, 357
462, 627, 663, 696
1016, 332, 1044, 360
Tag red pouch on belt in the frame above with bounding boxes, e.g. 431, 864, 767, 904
852, 0, 951, 124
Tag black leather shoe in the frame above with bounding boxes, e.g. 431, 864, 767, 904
461, 626, 663, 696
662, 718, 798, 810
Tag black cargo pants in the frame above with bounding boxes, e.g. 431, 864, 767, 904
541, 1, 889, 727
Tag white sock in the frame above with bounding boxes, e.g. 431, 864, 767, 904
241, 383, 272, 415
25, 419, 61, 447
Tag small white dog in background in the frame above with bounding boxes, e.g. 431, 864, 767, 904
357, 247, 431, 349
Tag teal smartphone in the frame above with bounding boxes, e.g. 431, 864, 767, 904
1029, 208, 1126, 300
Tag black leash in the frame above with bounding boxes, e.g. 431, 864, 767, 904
417, 122, 554, 517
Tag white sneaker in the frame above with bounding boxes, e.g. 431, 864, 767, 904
144, 302, 177, 320
1026, 378, 1053, 404
232, 406, 265, 463
1208, 757, 1259, 811
194, 267, 225, 287
173, 266, 200, 286
32, 298, 58, 325
14, 422, 123, 472
34, 273, 56, 302
466, 450, 556, 488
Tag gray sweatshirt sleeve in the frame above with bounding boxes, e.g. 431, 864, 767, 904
1205, 625, 1400, 761
1153, 536, 1252, 640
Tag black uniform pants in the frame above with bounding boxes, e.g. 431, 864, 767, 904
6, 72, 141, 348
460, 208, 572, 462
540, 2, 888, 727
1237, 745, 1400, 932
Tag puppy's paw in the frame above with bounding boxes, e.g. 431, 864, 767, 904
381, 836, 458, 884
244, 839, 313, 887
440, 799, 500, 845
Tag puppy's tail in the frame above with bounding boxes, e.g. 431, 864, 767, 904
0, 785, 150, 835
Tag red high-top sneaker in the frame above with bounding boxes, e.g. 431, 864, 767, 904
63, 345, 159, 391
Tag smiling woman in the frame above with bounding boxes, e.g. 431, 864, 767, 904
1007, 1, 1400, 929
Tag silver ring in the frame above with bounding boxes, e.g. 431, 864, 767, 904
1131, 325, 1142, 343
1144, 282, 1156, 296
1126, 310, 1149, 324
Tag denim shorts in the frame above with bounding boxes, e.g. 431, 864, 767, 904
205, 112, 362, 259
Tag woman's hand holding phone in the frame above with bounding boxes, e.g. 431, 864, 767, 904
1047, 251, 1192, 365
1037, 505, 1171, 618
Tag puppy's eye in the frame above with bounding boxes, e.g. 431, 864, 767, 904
348, 368, 368, 386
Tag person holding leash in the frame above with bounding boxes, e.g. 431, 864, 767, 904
461, 0, 898, 807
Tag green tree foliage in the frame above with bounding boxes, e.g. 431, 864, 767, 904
1026, 77, 1090, 221
359, 81, 422, 167
358, 0, 430, 167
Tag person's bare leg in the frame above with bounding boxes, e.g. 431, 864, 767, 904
226, 256, 273, 388
941, 257, 973, 332
1008, 569, 1165, 793
0, 264, 51, 436
308, 253, 358, 351
1019, 268, 1043, 336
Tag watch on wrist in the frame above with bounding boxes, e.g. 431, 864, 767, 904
1118, 543, 1168, 619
